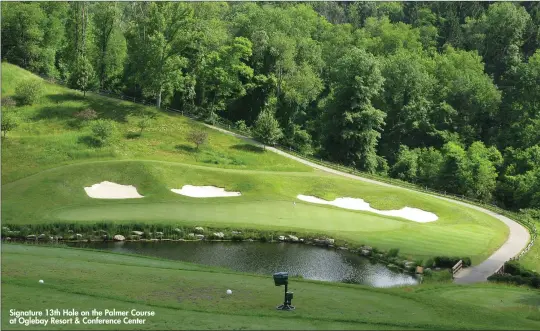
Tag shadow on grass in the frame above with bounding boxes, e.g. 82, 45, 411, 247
231, 144, 264, 153
175, 144, 197, 153
518, 294, 540, 306
126, 132, 142, 139
77, 135, 102, 148
43, 92, 150, 123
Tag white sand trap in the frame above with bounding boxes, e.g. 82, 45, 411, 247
171, 185, 241, 198
84, 181, 144, 199
297, 195, 438, 223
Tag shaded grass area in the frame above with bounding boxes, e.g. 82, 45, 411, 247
520, 218, 540, 273
1, 244, 539, 330
2, 160, 509, 263
1, 63, 311, 184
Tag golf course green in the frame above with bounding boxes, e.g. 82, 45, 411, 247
2, 244, 539, 330
1, 62, 512, 263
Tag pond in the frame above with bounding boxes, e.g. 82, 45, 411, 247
68, 241, 419, 288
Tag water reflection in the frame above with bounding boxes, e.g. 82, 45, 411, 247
69, 241, 418, 287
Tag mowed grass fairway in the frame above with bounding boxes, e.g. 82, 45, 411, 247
2, 245, 539, 330
2, 159, 508, 263
1, 63, 511, 263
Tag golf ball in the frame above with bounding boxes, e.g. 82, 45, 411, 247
39, 280, 44, 284
226, 289, 232, 295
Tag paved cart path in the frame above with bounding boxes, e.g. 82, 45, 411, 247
204, 124, 531, 284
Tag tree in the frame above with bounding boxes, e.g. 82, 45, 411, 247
91, 2, 125, 89
1, 111, 19, 138
253, 100, 283, 150
187, 129, 208, 150
68, 55, 96, 96
125, 2, 193, 108
322, 47, 385, 173
390, 145, 419, 182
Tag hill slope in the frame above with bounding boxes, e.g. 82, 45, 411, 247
1, 63, 510, 263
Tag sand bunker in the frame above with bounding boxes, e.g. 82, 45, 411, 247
297, 195, 438, 223
171, 185, 241, 198
84, 181, 144, 199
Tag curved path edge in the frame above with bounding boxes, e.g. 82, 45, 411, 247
204, 123, 531, 284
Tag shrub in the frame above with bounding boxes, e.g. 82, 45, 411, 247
74, 108, 98, 121
90, 119, 117, 146
1, 111, 19, 138
387, 248, 400, 258
137, 116, 154, 135
1, 96, 17, 108
423, 258, 434, 268
187, 129, 208, 149
235, 120, 250, 134
14, 79, 44, 105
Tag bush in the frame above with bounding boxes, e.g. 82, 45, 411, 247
14, 79, 44, 106
434, 256, 470, 268
90, 119, 117, 146
187, 129, 208, 149
74, 108, 98, 121
1, 111, 19, 138
387, 248, 400, 257
1, 96, 17, 108
235, 120, 250, 134
423, 258, 434, 268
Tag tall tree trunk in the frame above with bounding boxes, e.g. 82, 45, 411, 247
156, 87, 162, 108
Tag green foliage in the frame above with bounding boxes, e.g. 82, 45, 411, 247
68, 55, 96, 96
187, 129, 208, 149
387, 248, 400, 258
137, 115, 154, 135
14, 79, 44, 106
1, 111, 19, 138
253, 103, 283, 149
90, 119, 116, 146
235, 120, 250, 134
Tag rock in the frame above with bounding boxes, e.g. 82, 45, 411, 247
5, 237, 11, 241
404, 261, 416, 268
132, 231, 144, 236
174, 228, 182, 234
246, 238, 254, 242
75, 234, 83, 239
362, 246, 373, 251
188, 233, 195, 238
38, 234, 47, 240
313, 239, 324, 245
278, 236, 285, 241
67, 230, 74, 233
178, 238, 185, 241
113, 235, 125, 241
288, 235, 299, 242
435, 267, 441, 271
2, 226, 10, 231
299, 238, 305, 243
328, 244, 334, 248
162, 239, 172, 241
213, 232, 224, 239
150, 238, 159, 241
195, 234, 205, 240
232, 231, 242, 235
416, 266, 424, 274
102, 235, 108, 240
26, 235, 37, 240
155, 232, 164, 237
338, 246, 348, 250
194, 227, 204, 233
325, 238, 335, 245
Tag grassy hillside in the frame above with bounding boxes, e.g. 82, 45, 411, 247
2, 159, 508, 263
0, 62, 512, 263
2, 244, 539, 330
1, 62, 311, 184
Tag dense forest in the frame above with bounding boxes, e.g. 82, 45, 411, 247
2, 1, 539, 211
